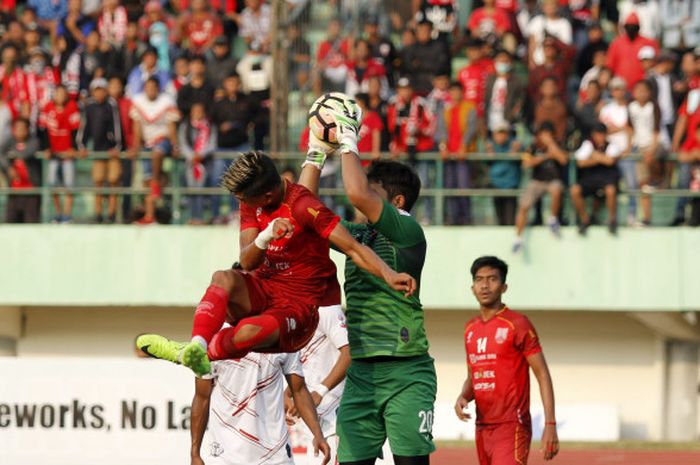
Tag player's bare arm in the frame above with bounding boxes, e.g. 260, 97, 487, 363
190, 377, 212, 465
313, 345, 350, 405
328, 223, 417, 297
527, 351, 559, 461
455, 366, 474, 422
238, 218, 294, 271
287, 373, 332, 465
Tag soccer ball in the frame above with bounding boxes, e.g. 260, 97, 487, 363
308, 92, 359, 144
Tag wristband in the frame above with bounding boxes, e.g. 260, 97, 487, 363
545, 421, 557, 426
313, 384, 329, 398
254, 220, 277, 250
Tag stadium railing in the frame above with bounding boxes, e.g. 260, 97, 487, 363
1, 151, 697, 225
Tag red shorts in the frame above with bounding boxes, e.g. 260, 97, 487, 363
476, 423, 531, 465
239, 273, 320, 352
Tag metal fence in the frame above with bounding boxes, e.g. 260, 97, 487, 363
1, 151, 697, 225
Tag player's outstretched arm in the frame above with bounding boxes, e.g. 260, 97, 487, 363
299, 127, 337, 195
528, 352, 559, 461
287, 374, 331, 465
190, 377, 212, 465
334, 113, 385, 223
454, 367, 474, 422
329, 222, 417, 297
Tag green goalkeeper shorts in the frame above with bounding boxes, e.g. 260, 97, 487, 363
336, 354, 437, 462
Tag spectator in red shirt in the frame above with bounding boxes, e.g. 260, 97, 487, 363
138, 0, 180, 45
457, 37, 495, 118
387, 77, 436, 158
354, 93, 383, 163
345, 39, 388, 99
24, 47, 60, 129
670, 91, 700, 225
467, 0, 511, 42
313, 19, 351, 94
180, 0, 223, 55
0, 44, 28, 120
97, 0, 128, 49
39, 84, 81, 223
606, 12, 659, 91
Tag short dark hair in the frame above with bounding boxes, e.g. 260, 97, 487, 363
470, 256, 508, 283
449, 80, 463, 90
220, 151, 281, 198
367, 160, 421, 212
145, 76, 160, 90
354, 92, 369, 108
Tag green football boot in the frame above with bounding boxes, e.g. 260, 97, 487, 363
136, 334, 211, 376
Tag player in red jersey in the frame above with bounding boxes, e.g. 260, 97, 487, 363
137, 151, 416, 377
455, 256, 559, 465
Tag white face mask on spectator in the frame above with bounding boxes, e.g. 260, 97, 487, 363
495, 62, 511, 75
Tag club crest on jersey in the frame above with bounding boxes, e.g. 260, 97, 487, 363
210, 442, 224, 457
495, 327, 509, 344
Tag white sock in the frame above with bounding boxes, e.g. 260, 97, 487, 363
191, 335, 208, 350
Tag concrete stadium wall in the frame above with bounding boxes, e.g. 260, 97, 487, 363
1, 225, 700, 310
6, 305, 697, 441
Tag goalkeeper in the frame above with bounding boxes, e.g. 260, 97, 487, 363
300, 102, 436, 465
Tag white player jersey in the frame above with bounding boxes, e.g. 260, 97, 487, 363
129, 92, 179, 147
206, 352, 303, 465
299, 305, 348, 426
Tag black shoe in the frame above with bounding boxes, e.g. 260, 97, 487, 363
578, 221, 590, 236
94, 215, 104, 224
105, 214, 116, 224
669, 217, 685, 226
608, 221, 618, 235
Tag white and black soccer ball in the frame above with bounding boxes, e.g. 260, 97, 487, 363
307, 92, 359, 144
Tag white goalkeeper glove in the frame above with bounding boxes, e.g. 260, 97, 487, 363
303, 130, 336, 171
333, 106, 362, 157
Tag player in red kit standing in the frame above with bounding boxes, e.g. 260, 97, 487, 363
138, 151, 416, 377
455, 256, 559, 465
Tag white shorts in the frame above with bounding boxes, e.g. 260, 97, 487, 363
205, 439, 294, 465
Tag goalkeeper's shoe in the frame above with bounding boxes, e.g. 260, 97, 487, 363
136, 334, 211, 376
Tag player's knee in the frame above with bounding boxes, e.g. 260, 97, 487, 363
210, 269, 239, 293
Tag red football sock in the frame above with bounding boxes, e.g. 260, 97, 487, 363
208, 315, 279, 360
191, 285, 230, 344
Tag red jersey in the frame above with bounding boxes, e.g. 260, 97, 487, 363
240, 181, 341, 306
457, 58, 495, 116
357, 110, 383, 154
39, 100, 81, 153
464, 307, 542, 426
606, 35, 659, 90
182, 12, 223, 52
1, 66, 28, 117
26, 67, 60, 114
387, 95, 436, 153
680, 99, 700, 151
316, 38, 351, 68
467, 8, 511, 38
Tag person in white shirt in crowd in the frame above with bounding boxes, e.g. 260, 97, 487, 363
286, 302, 350, 465
527, 0, 572, 68
238, 0, 272, 53
190, 340, 331, 465
629, 79, 668, 226
659, 0, 700, 51
619, 0, 661, 41
599, 77, 637, 225
128, 76, 180, 224
571, 122, 622, 236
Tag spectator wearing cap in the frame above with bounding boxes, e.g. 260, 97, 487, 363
78, 77, 122, 223
571, 122, 622, 236
619, 0, 660, 40
238, 0, 271, 54
484, 49, 524, 135
638, 46, 657, 76
57, 0, 97, 54
177, 55, 214, 117
125, 45, 171, 98
207, 36, 238, 87
180, 0, 223, 54
0, 118, 42, 223
467, 0, 512, 43
400, 19, 450, 95
512, 121, 567, 253
435, 81, 477, 225
346, 39, 389, 99
659, 0, 700, 51
364, 16, 398, 86
606, 12, 659, 91
97, 0, 128, 49
534, 77, 568, 145
236, 42, 272, 150
457, 38, 495, 119
313, 19, 350, 94
486, 121, 521, 226
600, 76, 638, 225
526, 0, 572, 68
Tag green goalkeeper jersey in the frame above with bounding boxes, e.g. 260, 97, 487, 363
342, 200, 429, 359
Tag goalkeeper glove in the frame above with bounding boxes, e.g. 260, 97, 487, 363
303, 130, 336, 171
333, 107, 362, 157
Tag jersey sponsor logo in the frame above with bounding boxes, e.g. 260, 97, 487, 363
210, 442, 224, 457
473, 370, 495, 380
476, 337, 488, 353
400, 327, 410, 343
495, 327, 509, 344
469, 353, 497, 364
474, 382, 496, 391
307, 207, 319, 218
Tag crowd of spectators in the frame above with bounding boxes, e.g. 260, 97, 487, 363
1, 0, 700, 231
